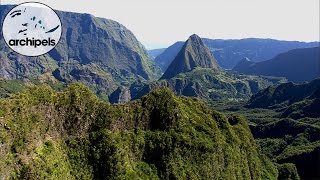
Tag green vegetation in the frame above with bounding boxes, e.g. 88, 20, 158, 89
135, 68, 286, 103
217, 101, 319, 179
153, 38, 319, 71
0, 78, 65, 98
216, 79, 320, 179
276, 163, 300, 180
0, 5, 318, 180
0, 80, 26, 98
1, 5, 162, 104
0, 83, 278, 179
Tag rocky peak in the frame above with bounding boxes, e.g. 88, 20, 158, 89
161, 34, 219, 79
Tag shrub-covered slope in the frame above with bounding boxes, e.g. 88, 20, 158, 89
253, 119, 320, 179
240, 79, 320, 179
143, 34, 287, 103
247, 78, 320, 119
135, 68, 286, 102
0, 84, 278, 179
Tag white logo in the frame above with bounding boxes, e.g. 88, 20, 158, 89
2, 2, 62, 56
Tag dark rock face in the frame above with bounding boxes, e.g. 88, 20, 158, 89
109, 86, 131, 104
161, 34, 220, 79
233, 47, 320, 83
0, 5, 161, 97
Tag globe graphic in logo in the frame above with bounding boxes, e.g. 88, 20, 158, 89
2, 2, 62, 56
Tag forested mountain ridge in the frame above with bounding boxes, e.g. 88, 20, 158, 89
0, 84, 280, 179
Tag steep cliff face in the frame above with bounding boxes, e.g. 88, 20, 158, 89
0, 5, 161, 97
108, 86, 131, 103
0, 84, 278, 179
52, 11, 160, 81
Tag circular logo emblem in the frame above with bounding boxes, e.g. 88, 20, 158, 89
2, 2, 62, 56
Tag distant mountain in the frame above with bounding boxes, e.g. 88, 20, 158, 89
232, 57, 254, 72
0, 5, 161, 100
147, 48, 165, 59
233, 47, 320, 83
154, 42, 184, 71
247, 78, 320, 118
160, 34, 219, 79
154, 38, 319, 71
203, 38, 319, 69
134, 35, 287, 102
134, 68, 286, 102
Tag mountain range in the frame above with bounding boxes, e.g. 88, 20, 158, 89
152, 38, 318, 71
147, 48, 165, 59
233, 47, 320, 83
135, 34, 286, 102
247, 78, 320, 118
1, 4, 319, 179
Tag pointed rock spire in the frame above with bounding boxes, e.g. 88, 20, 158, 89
161, 34, 219, 79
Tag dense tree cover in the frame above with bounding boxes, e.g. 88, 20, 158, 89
215, 79, 320, 179
0, 83, 278, 179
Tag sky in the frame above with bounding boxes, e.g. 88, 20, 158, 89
1, 0, 319, 49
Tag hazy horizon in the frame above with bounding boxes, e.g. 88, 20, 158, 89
1, 0, 319, 49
